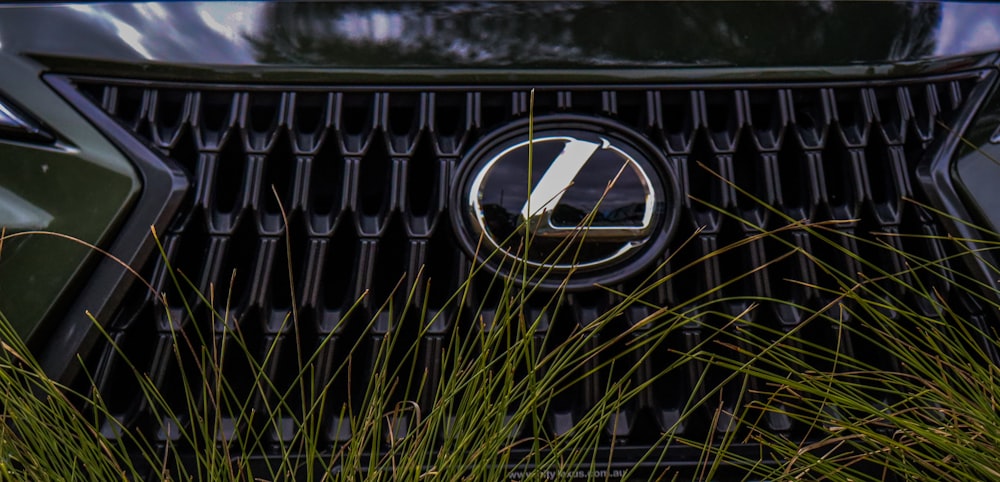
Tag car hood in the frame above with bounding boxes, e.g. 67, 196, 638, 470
2, 1, 1000, 76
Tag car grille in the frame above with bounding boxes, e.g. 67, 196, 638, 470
62, 72, 996, 476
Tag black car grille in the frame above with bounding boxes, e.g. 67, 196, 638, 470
65, 73, 995, 475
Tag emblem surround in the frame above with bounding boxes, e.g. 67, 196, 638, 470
452, 115, 680, 289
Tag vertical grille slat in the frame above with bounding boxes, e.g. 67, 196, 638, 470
69, 73, 993, 469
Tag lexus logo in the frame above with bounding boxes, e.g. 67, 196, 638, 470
452, 116, 680, 289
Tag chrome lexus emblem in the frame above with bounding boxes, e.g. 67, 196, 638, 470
452, 116, 680, 289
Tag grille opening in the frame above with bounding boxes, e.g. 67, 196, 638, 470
796, 303, 844, 373
873, 87, 906, 143
246, 92, 283, 139
212, 320, 265, 431
958, 77, 980, 105
106, 231, 171, 330
254, 237, 293, 335
196, 91, 237, 147
687, 135, 730, 222
747, 89, 784, 149
903, 133, 931, 186
766, 231, 815, 320
292, 92, 328, 140
78, 83, 105, 105
323, 322, 369, 435
366, 316, 424, 428
166, 224, 211, 316
862, 133, 902, 212
907, 84, 936, 139
617, 263, 663, 311
416, 328, 448, 411
819, 136, 857, 217
747, 323, 799, 437
165, 129, 199, 179
708, 321, 753, 439
404, 141, 439, 218
357, 139, 391, 217
833, 87, 867, 146
480, 91, 515, 130
338, 92, 375, 153
211, 139, 248, 217
320, 227, 359, 317
213, 222, 259, 318
790, 89, 828, 148
528, 90, 557, 115
569, 90, 602, 113
431, 92, 466, 139
594, 318, 636, 440
663, 235, 700, 305
678, 323, 712, 436
614, 90, 646, 128
716, 228, 759, 303
806, 229, 851, 292
568, 287, 608, 316
114, 86, 147, 128
87, 331, 150, 418
153, 326, 202, 440
733, 138, 773, 219
851, 303, 903, 376
747, 89, 780, 132
901, 216, 955, 317
956, 294, 996, 358
642, 326, 690, 432
152, 89, 189, 145
424, 220, 462, 310
267, 226, 307, 321
936, 80, 962, 111
659, 90, 697, 153
511, 91, 530, 118
859, 218, 905, 274
543, 311, 579, 435
258, 134, 296, 221
308, 141, 345, 220
372, 221, 410, 304
935, 80, 970, 129
385, 92, 423, 140
775, 138, 812, 219
703, 90, 741, 146
261, 338, 307, 442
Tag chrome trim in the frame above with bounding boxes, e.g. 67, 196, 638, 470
467, 135, 658, 270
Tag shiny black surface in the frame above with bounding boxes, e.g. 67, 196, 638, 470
2, 2, 1000, 78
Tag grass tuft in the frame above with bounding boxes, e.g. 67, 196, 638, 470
1, 159, 1000, 481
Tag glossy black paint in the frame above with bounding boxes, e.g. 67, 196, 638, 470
0, 96, 53, 143
38, 77, 188, 381
1, 2, 999, 80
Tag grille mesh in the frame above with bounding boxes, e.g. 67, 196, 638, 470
70, 74, 993, 468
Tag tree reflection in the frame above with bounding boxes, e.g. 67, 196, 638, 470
246, 2, 941, 67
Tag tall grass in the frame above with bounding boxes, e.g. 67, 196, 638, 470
0, 224, 737, 481
704, 222, 1000, 481
1, 171, 999, 481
